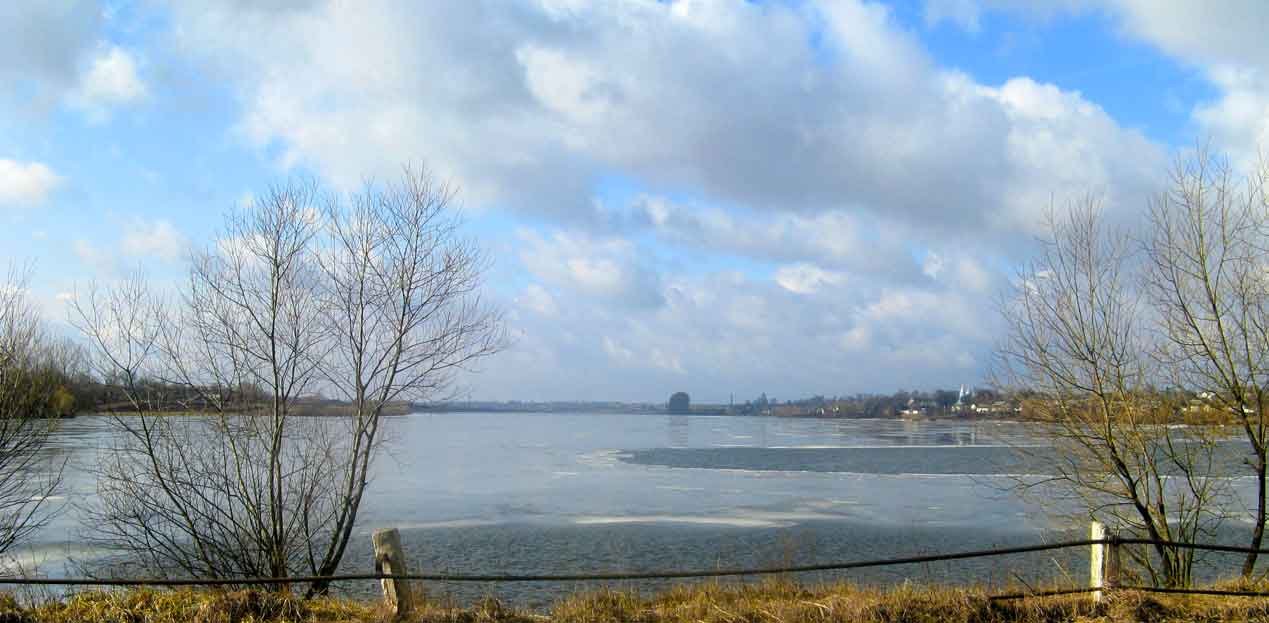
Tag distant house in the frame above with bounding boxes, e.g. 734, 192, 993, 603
899, 397, 937, 418
967, 400, 1019, 415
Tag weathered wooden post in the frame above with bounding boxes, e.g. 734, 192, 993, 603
1090, 521, 1120, 603
373, 528, 414, 619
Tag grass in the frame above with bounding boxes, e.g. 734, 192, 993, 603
4, 579, 1269, 622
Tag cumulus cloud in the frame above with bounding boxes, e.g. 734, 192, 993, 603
483, 222, 1007, 401
619, 196, 925, 281
774, 263, 846, 295
476, 260, 996, 401
935, 1, 1269, 170
518, 230, 665, 309
164, 0, 1161, 236
146, 0, 1172, 399
0, 4, 146, 120
69, 46, 147, 119
0, 160, 62, 207
516, 283, 559, 317
1106, 2, 1269, 167
121, 219, 186, 261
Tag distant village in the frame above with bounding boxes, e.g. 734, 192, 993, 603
424, 386, 1025, 419
716, 386, 1022, 419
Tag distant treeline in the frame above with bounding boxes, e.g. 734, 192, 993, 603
31, 369, 412, 418
418, 391, 1007, 418
417, 400, 665, 414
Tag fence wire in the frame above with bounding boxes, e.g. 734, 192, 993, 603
0, 537, 1266, 603
0, 538, 1104, 586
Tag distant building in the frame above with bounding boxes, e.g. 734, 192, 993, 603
899, 397, 937, 418
668, 392, 691, 414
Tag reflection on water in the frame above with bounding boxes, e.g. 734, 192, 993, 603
667, 416, 689, 448
15, 413, 1264, 609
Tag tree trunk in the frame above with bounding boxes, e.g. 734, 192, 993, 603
1243, 453, 1267, 577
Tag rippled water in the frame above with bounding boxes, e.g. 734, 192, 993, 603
17, 413, 1264, 609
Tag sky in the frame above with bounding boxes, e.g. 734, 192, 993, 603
1, 0, 1267, 404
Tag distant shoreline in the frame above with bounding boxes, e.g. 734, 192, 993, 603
82, 402, 414, 418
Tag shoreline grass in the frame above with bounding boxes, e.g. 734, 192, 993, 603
5, 578, 1269, 622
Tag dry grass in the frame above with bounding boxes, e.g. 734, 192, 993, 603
5, 580, 1269, 622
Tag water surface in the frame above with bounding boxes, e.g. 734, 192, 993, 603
22, 413, 1251, 609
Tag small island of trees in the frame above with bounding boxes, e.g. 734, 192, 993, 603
667, 392, 690, 414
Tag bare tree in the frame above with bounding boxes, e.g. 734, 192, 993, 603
72, 168, 502, 591
73, 182, 332, 583
1144, 148, 1269, 577
0, 265, 67, 561
305, 166, 503, 594
995, 200, 1225, 587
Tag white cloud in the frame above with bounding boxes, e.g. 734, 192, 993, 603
164, 0, 1161, 237
954, 257, 993, 292
519, 230, 664, 308
149, 0, 1172, 400
0, 160, 62, 207
601, 336, 636, 364
649, 347, 685, 374
69, 46, 146, 120
0, 5, 147, 119
517, 283, 558, 317
621, 197, 925, 282
774, 263, 846, 295
475, 260, 997, 401
121, 219, 187, 262
840, 326, 872, 352
81, 46, 146, 102
976, 76, 1163, 233
938, 1, 1269, 170
516, 45, 614, 126
921, 253, 945, 280
1095, 1, 1269, 168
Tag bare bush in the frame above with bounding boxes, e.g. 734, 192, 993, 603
72, 167, 503, 591
995, 200, 1225, 587
1143, 149, 1269, 576
0, 265, 68, 560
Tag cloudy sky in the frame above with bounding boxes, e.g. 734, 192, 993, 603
2, 0, 1266, 403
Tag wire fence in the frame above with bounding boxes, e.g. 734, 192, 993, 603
3, 535, 1268, 602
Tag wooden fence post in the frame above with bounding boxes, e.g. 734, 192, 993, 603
1090, 521, 1120, 603
373, 528, 414, 619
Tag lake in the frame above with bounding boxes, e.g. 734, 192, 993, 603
19, 413, 1263, 609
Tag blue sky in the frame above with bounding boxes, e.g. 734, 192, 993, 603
3, 0, 1267, 402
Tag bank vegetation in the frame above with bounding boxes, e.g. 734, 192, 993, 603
6, 580, 1269, 623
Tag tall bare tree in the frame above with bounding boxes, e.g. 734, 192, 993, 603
72, 169, 502, 591
306, 167, 502, 593
995, 200, 1225, 587
0, 265, 67, 560
1144, 148, 1269, 577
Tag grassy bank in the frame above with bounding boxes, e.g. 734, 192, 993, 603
4, 579, 1269, 623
